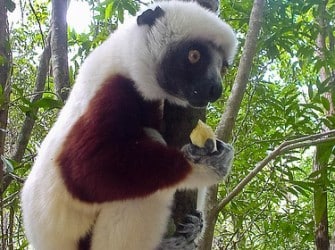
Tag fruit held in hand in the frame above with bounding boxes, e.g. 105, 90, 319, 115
190, 120, 217, 152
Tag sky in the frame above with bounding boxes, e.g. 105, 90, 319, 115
67, 0, 92, 33
8, 0, 92, 33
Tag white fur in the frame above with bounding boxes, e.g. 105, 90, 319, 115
91, 191, 174, 250
21, 1, 236, 249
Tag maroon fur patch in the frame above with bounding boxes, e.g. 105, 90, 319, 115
57, 75, 192, 203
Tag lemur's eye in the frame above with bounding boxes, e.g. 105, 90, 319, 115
188, 50, 201, 64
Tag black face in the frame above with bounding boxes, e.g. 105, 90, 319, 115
157, 40, 228, 108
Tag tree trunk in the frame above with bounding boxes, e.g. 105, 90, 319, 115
198, 0, 265, 248
165, 0, 219, 231
11, 31, 51, 163
198, 185, 218, 249
163, 104, 205, 227
0, 0, 11, 185
313, 1, 332, 248
3, 1, 69, 193
0, 1, 11, 249
313, 146, 330, 250
51, 0, 69, 102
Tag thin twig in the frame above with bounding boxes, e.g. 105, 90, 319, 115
28, 0, 45, 47
281, 136, 335, 152
216, 130, 335, 213
280, 130, 335, 147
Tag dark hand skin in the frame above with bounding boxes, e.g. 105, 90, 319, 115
182, 139, 234, 179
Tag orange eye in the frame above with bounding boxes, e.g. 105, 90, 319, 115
188, 50, 201, 64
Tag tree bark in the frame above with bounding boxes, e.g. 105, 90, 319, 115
0, 0, 11, 186
1, 31, 52, 193
313, 1, 332, 248
11, 31, 51, 163
313, 146, 330, 250
163, 104, 205, 225
198, 0, 265, 248
0, 1, 11, 248
51, 0, 69, 102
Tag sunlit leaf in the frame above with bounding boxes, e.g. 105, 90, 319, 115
32, 97, 63, 110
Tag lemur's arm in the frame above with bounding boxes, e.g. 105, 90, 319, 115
156, 139, 233, 250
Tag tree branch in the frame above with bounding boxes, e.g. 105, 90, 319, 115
216, 0, 265, 142
51, 0, 69, 102
0, 0, 11, 187
198, 0, 265, 248
216, 130, 335, 212
11, 31, 51, 163
2, 31, 52, 193
28, 0, 45, 47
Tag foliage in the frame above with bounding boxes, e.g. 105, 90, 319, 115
68, 0, 140, 78
209, 0, 335, 249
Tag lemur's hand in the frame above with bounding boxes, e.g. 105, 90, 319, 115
182, 139, 234, 179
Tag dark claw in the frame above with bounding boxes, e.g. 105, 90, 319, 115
175, 210, 203, 242
157, 211, 203, 250
204, 139, 215, 153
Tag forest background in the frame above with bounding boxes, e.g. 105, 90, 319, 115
0, 0, 334, 249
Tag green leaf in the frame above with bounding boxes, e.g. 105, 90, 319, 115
326, 115, 335, 127
292, 185, 311, 197
1, 156, 16, 173
105, 3, 113, 20
123, 1, 138, 16
308, 169, 322, 179
321, 117, 334, 129
32, 97, 63, 110
288, 180, 315, 190
315, 143, 333, 165
118, 6, 124, 23
320, 96, 330, 111
19, 104, 31, 114
0, 85, 4, 106
0, 55, 5, 66
302, 103, 324, 113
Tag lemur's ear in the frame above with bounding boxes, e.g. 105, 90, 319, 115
137, 6, 164, 26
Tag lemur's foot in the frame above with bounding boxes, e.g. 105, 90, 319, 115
157, 210, 203, 250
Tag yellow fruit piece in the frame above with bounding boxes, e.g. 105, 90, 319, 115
190, 120, 217, 151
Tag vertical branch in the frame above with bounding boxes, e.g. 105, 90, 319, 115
51, 0, 69, 102
215, 0, 265, 142
2, 32, 52, 194
313, 0, 331, 249
198, 0, 265, 249
313, 147, 330, 250
164, 0, 219, 229
163, 104, 205, 226
0, 1, 11, 248
8, 206, 14, 250
0, 0, 11, 185
11, 31, 51, 163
